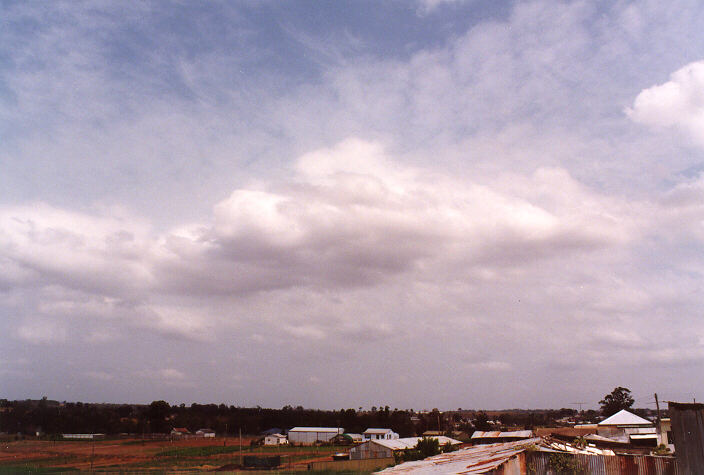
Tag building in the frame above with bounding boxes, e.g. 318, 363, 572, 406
597, 409, 656, 445
62, 433, 105, 440
196, 428, 215, 438
363, 428, 399, 441
658, 418, 674, 452
287, 427, 344, 445
264, 433, 288, 445
349, 436, 462, 460
470, 430, 533, 444
669, 401, 704, 473
331, 433, 363, 445
377, 438, 678, 474
170, 427, 190, 438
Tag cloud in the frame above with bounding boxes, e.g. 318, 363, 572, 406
416, 0, 470, 16
153, 138, 632, 297
16, 319, 67, 344
627, 60, 704, 147
3, 0, 704, 408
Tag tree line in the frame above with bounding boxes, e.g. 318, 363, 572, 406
1, 387, 653, 437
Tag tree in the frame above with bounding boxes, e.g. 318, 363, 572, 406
415, 437, 440, 458
599, 387, 634, 417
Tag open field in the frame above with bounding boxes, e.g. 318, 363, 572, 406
0, 437, 369, 473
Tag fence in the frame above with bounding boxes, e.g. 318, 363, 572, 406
526, 451, 679, 475
308, 457, 396, 472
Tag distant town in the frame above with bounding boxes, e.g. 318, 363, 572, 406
2, 387, 703, 473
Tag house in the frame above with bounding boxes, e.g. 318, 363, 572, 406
470, 430, 534, 444
597, 409, 656, 445
349, 436, 462, 460
261, 428, 283, 436
196, 428, 215, 438
171, 427, 190, 438
287, 427, 344, 445
363, 428, 399, 441
264, 433, 288, 445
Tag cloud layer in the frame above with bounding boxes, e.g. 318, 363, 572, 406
2, 0, 704, 409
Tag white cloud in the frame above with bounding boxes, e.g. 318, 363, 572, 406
627, 60, 704, 147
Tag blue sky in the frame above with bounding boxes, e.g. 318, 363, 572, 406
2, 0, 704, 410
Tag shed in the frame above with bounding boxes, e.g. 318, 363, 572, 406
669, 401, 704, 473
287, 427, 344, 445
349, 436, 462, 460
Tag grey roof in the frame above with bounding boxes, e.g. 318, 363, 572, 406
288, 427, 344, 433
364, 428, 394, 434
369, 436, 462, 451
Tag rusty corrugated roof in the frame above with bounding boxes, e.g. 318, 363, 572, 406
376, 438, 540, 474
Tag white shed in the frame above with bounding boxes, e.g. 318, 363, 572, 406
287, 427, 344, 445
264, 433, 288, 445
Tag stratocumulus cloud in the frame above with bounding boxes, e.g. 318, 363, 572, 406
3, 0, 704, 409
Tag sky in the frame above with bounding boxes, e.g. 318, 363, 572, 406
2, 0, 704, 411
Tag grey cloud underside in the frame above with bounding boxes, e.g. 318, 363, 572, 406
2, 0, 704, 409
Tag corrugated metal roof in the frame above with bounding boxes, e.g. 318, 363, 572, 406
543, 440, 615, 455
372, 436, 462, 451
288, 427, 343, 433
470, 430, 533, 439
598, 409, 653, 426
377, 438, 541, 474
365, 428, 394, 434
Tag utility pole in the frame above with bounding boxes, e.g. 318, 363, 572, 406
655, 393, 661, 443
570, 402, 586, 413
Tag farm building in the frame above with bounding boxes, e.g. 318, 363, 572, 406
363, 428, 399, 441
287, 427, 344, 445
264, 433, 288, 445
349, 436, 462, 460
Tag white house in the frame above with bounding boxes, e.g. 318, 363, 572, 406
597, 409, 656, 445
363, 428, 399, 441
196, 428, 216, 438
264, 433, 288, 445
287, 427, 344, 445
